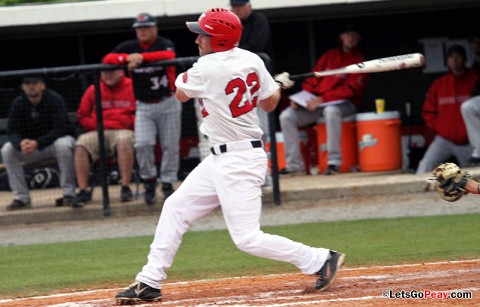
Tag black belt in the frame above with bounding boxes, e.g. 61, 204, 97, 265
210, 140, 263, 155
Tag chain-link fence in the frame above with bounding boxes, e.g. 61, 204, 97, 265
0, 56, 281, 225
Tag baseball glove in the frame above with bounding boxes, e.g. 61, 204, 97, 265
432, 162, 471, 202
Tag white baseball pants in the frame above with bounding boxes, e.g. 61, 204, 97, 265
136, 141, 329, 289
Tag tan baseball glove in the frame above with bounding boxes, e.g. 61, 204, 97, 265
432, 162, 471, 202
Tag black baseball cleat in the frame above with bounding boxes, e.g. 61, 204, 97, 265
315, 250, 345, 291
115, 281, 162, 304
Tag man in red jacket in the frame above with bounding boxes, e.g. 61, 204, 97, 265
416, 45, 477, 174
279, 24, 367, 175
74, 69, 136, 204
103, 13, 181, 205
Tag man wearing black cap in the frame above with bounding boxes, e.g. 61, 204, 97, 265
1, 76, 76, 210
230, 0, 272, 56
417, 45, 478, 173
103, 13, 181, 205
279, 25, 367, 175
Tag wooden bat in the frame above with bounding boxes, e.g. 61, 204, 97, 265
289, 53, 425, 80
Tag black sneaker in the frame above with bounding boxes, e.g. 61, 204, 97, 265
56, 196, 77, 207
162, 182, 174, 199
324, 165, 340, 175
315, 250, 345, 291
120, 185, 133, 202
6, 199, 31, 211
115, 281, 162, 304
144, 180, 157, 205
74, 189, 92, 208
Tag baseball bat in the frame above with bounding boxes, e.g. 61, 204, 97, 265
289, 53, 425, 80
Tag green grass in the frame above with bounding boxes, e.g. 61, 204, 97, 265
1, 213, 479, 298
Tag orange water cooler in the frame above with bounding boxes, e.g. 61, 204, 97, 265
265, 132, 287, 171
315, 115, 358, 173
356, 111, 402, 171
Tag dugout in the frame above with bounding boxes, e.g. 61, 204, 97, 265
0, 0, 480, 170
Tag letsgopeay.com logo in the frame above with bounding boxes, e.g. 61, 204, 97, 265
359, 133, 378, 151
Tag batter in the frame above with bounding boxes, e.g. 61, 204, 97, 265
116, 8, 345, 304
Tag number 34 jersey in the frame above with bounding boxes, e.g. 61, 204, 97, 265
175, 48, 279, 145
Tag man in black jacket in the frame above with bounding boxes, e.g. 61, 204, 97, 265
1, 76, 76, 210
230, 0, 273, 56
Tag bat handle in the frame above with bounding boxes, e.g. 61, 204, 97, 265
289, 72, 315, 81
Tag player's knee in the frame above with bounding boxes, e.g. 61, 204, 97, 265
279, 109, 293, 126
461, 99, 474, 114
323, 105, 341, 118
234, 230, 262, 253
54, 136, 75, 152
1, 142, 14, 160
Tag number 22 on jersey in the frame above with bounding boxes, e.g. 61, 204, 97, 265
225, 72, 260, 118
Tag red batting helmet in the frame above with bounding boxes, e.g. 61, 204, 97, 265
186, 8, 242, 52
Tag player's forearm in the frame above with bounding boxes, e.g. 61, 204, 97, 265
175, 88, 191, 103
465, 179, 480, 194
260, 89, 281, 113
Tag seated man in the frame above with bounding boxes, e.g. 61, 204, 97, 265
416, 45, 477, 173
1, 76, 76, 210
279, 24, 367, 175
74, 69, 136, 205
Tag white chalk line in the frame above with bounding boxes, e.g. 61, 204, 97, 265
1, 259, 479, 306
51, 286, 480, 307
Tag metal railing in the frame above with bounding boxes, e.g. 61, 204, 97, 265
0, 55, 281, 218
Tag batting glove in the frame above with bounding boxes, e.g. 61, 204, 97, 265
274, 72, 295, 90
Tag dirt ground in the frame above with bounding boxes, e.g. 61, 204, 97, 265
1, 259, 478, 306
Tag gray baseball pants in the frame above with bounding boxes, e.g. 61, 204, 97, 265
1, 135, 76, 203
135, 96, 182, 184
416, 135, 472, 174
461, 96, 480, 158
279, 101, 356, 172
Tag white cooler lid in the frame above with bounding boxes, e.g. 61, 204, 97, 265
356, 111, 400, 121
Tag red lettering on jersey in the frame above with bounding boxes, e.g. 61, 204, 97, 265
182, 71, 188, 83
225, 72, 260, 118
198, 98, 209, 117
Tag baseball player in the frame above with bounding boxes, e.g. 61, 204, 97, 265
432, 162, 478, 202
115, 8, 345, 304
103, 13, 181, 204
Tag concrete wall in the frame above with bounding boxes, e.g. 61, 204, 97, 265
0, 0, 379, 27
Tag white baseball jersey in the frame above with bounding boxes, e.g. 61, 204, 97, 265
136, 47, 329, 290
175, 47, 278, 145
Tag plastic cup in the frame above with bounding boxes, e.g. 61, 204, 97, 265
375, 99, 385, 113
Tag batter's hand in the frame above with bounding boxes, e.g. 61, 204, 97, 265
274, 72, 295, 90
